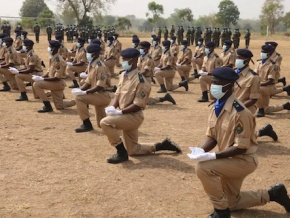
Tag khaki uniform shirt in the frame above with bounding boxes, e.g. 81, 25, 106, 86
115, 68, 151, 110
25, 50, 43, 72
160, 50, 175, 68
255, 58, 279, 83
194, 45, 205, 58
48, 53, 67, 78
70, 44, 77, 52
177, 47, 192, 65
14, 37, 22, 50
137, 53, 154, 78
150, 45, 162, 61
5, 46, 21, 66
113, 40, 122, 53
73, 47, 87, 64
0, 46, 6, 59
59, 43, 67, 60
206, 94, 258, 154
220, 48, 236, 67
170, 44, 179, 58
85, 58, 111, 88
202, 52, 223, 73
104, 44, 116, 60
270, 51, 282, 68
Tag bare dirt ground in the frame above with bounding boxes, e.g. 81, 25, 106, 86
0, 34, 290, 218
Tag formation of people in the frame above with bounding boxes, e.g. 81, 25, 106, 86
0, 26, 290, 218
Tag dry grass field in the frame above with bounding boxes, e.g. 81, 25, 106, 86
0, 34, 290, 218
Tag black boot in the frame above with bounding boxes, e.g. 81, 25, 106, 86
160, 93, 176, 105
155, 138, 182, 153
283, 85, 290, 96
283, 102, 290, 110
151, 77, 156, 84
258, 124, 278, 141
278, 77, 286, 86
75, 118, 93, 133
38, 101, 53, 113
179, 80, 188, 91
25, 82, 32, 87
69, 80, 79, 88
268, 183, 290, 212
191, 69, 198, 76
181, 76, 186, 82
208, 208, 231, 218
0, 82, 11, 92
256, 108, 265, 117
157, 84, 167, 93
198, 91, 208, 102
107, 142, 128, 164
15, 92, 28, 101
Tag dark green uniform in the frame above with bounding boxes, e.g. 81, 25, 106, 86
34, 23, 40, 43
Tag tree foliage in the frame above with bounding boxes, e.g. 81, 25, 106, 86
216, 0, 240, 27
38, 8, 55, 28
20, 0, 48, 17
283, 12, 290, 28
260, 0, 284, 34
115, 17, 132, 31
176, 8, 193, 22
146, 1, 164, 26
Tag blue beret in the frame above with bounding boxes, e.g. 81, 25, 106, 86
86, 44, 101, 53
237, 49, 253, 58
73, 32, 78, 36
181, 40, 188, 45
139, 41, 151, 48
14, 30, 20, 33
49, 40, 61, 48
4, 37, 13, 43
224, 40, 232, 46
132, 37, 140, 42
55, 34, 62, 40
198, 37, 204, 41
97, 32, 102, 36
89, 35, 96, 39
120, 48, 140, 58
21, 31, 27, 35
205, 41, 215, 47
153, 36, 160, 41
23, 39, 34, 46
78, 37, 86, 43
212, 67, 239, 81
0, 33, 7, 38
171, 36, 176, 40
132, 35, 138, 38
92, 39, 101, 45
107, 36, 114, 41
261, 45, 274, 53
162, 40, 171, 46
265, 41, 278, 47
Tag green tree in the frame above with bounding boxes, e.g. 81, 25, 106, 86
195, 14, 218, 29
216, 0, 240, 27
115, 17, 132, 31
283, 12, 290, 28
21, 18, 35, 30
146, 1, 164, 26
176, 8, 193, 22
20, 0, 48, 17
38, 8, 55, 28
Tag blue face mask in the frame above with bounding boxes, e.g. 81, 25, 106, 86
181, 45, 186, 50
235, 59, 245, 69
121, 59, 132, 71
261, 52, 268, 60
162, 46, 166, 52
139, 49, 145, 55
86, 53, 93, 62
210, 83, 230, 99
205, 48, 210, 55
222, 45, 227, 51
22, 45, 27, 52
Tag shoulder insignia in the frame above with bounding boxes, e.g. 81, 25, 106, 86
138, 73, 145, 83
233, 100, 244, 112
276, 52, 280, 56
9, 49, 12, 54
148, 54, 152, 59
97, 61, 102, 66
214, 53, 219, 58
250, 69, 258, 76
55, 56, 60, 62
257, 59, 262, 61
270, 59, 276, 65
235, 120, 244, 134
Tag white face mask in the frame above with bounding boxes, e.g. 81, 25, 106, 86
162, 46, 166, 52
113, 36, 116, 40
235, 59, 245, 69
132, 43, 136, 48
73, 36, 76, 40
205, 48, 210, 55
76, 42, 81, 48
86, 53, 93, 62
261, 52, 268, 60
0, 39, 2, 45
22, 45, 27, 52
121, 59, 132, 71
210, 83, 230, 99
181, 45, 186, 50
170, 40, 174, 44
3, 43, 7, 48
198, 41, 202, 45
47, 47, 52, 53
139, 49, 145, 55
107, 40, 111, 45
222, 45, 227, 51
153, 41, 157, 46
88, 39, 91, 44
21, 35, 24, 40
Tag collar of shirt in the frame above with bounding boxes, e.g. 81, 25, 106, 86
207, 51, 213, 58
215, 98, 227, 117
124, 68, 138, 79
182, 48, 186, 52
262, 58, 267, 64
223, 49, 228, 54
238, 66, 250, 76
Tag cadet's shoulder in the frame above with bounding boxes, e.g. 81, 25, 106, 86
214, 53, 220, 58
249, 69, 258, 76
233, 100, 244, 112
138, 73, 145, 83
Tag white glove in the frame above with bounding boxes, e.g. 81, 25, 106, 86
71, 88, 87, 95
105, 105, 116, 114
80, 72, 88, 79
67, 50, 72, 53
0, 65, 1, 68
154, 67, 161, 71
105, 106, 123, 115
176, 63, 181, 67
192, 57, 196, 60
66, 62, 73, 66
9, 67, 19, 74
16, 51, 21, 54
198, 70, 208, 76
32, 75, 44, 81
187, 147, 216, 162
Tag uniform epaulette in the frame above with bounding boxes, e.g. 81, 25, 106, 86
29, 52, 33, 56
276, 52, 280, 56
257, 59, 262, 61
9, 49, 12, 54
270, 59, 276, 65
214, 53, 219, 58
55, 56, 60, 62
138, 73, 145, 83
233, 100, 244, 112
250, 69, 258, 75
97, 60, 102, 66
148, 54, 152, 59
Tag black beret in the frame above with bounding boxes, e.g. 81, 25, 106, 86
153, 36, 160, 41
151, 34, 156, 38
78, 37, 86, 43
0, 33, 7, 38
86, 44, 101, 53
224, 40, 232, 46
107, 36, 114, 41
3, 37, 13, 43
49, 40, 61, 48
181, 40, 188, 45
55, 34, 62, 40
205, 41, 215, 47
237, 49, 253, 58
21, 31, 28, 35
120, 48, 140, 58
113, 33, 119, 37
162, 40, 171, 46
14, 30, 20, 33
92, 39, 101, 45
73, 32, 78, 36
139, 41, 151, 48
171, 36, 176, 40
261, 45, 274, 53
212, 67, 239, 81
132, 35, 138, 38
265, 41, 278, 47
132, 37, 140, 43
89, 35, 95, 39
23, 39, 34, 46
198, 37, 204, 41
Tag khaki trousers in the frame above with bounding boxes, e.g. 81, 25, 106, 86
147, 97, 161, 105
153, 59, 160, 68
66, 65, 87, 80
256, 85, 284, 113
192, 58, 203, 71
66, 52, 76, 61
196, 154, 270, 210
199, 75, 212, 92
104, 59, 116, 76
15, 72, 42, 98
271, 86, 283, 95
0, 68, 18, 89
155, 69, 179, 91
176, 65, 191, 80
100, 111, 154, 156
75, 92, 111, 128
115, 52, 121, 66
33, 80, 75, 110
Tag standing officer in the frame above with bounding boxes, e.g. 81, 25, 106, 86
72, 44, 112, 132
198, 41, 223, 102
191, 37, 205, 77
195, 27, 202, 46
216, 28, 221, 47
0, 33, 7, 61
220, 40, 236, 68
34, 23, 40, 43
245, 29, 251, 49
0, 37, 21, 91
46, 24, 52, 41
113, 33, 122, 67
191, 27, 195, 45
157, 27, 162, 39
176, 40, 192, 82
100, 48, 181, 164
177, 26, 181, 45
104, 36, 116, 77
212, 28, 219, 47
32, 40, 75, 113
221, 28, 227, 46
170, 25, 175, 38
186, 27, 191, 45
66, 37, 88, 88
13, 39, 43, 101
132, 35, 140, 49
154, 40, 188, 93
164, 27, 168, 40
188, 66, 290, 218
150, 36, 162, 67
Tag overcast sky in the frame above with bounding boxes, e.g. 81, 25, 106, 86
0, 0, 290, 20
